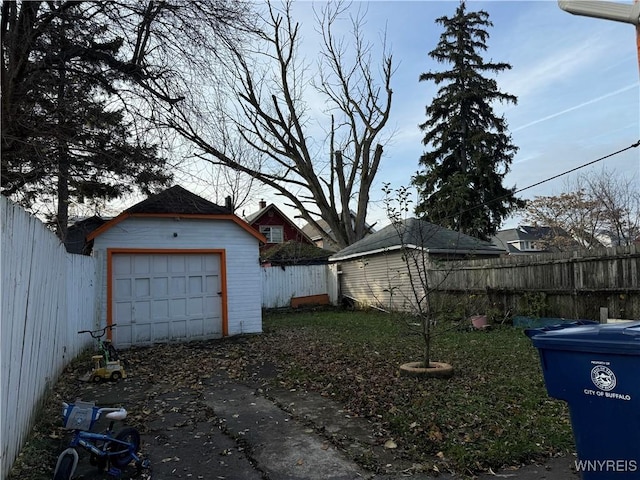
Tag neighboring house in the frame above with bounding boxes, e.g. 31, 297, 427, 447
330, 217, 504, 311
65, 215, 109, 254
245, 200, 314, 252
492, 225, 582, 254
593, 229, 619, 248
261, 240, 334, 266
87, 185, 266, 348
301, 212, 377, 252
593, 228, 640, 248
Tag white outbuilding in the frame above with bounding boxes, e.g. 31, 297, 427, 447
88, 185, 265, 348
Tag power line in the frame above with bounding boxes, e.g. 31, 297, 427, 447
441, 139, 640, 224
162, 139, 640, 228
513, 139, 640, 195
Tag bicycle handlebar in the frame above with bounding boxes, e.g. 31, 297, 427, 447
62, 402, 127, 420
77, 324, 117, 338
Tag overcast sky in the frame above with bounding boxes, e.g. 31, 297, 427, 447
157, 1, 640, 232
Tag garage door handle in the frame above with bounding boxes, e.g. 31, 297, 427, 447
218, 291, 223, 295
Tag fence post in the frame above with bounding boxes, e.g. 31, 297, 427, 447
327, 264, 339, 305
600, 307, 609, 324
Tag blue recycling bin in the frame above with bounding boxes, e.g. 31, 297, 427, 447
526, 321, 640, 479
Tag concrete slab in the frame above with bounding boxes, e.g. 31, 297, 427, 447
203, 380, 369, 480
48, 359, 579, 480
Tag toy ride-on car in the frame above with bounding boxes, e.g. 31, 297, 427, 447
80, 353, 127, 383
78, 326, 127, 382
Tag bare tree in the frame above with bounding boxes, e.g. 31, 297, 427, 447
166, 1, 394, 249
196, 84, 267, 214
381, 185, 496, 372
525, 190, 602, 250
525, 169, 640, 249
3, 1, 393, 246
383, 185, 438, 368
583, 170, 640, 246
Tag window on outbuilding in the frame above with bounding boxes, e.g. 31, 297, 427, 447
260, 225, 284, 243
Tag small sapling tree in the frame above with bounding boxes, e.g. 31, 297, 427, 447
382, 184, 453, 377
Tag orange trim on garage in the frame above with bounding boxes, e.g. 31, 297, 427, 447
219, 250, 228, 337
89, 213, 267, 243
106, 248, 229, 340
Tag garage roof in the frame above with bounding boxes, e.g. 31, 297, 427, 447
88, 185, 266, 242
125, 185, 231, 215
330, 217, 504, 261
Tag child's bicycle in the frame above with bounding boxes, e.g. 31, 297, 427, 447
78, 325, 127, 382
52, 400, 150, 479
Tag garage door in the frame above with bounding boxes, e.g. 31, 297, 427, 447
112, 252, 223, 347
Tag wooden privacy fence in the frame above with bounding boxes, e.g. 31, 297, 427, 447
261, 264, 338, 309
336, 244, 639, 320
1, 197, 96, 478
428, 244, 640, 320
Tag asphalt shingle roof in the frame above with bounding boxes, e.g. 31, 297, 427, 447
125, 185, 230, 215
330, 217, 503, 260
244, 205, 268, 224
261, 240, 333, 265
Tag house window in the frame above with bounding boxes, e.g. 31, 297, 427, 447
260, 225, 284, 243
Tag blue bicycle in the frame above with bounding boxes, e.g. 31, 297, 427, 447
52, 400, 150, 479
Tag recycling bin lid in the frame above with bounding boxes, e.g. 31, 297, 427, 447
526, 320, 640, 354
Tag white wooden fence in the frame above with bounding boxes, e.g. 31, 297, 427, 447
0, 195, 339, 477
1, 197, 96, 479
261, 264, 338, 308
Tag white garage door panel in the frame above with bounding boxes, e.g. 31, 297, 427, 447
115, 278, 131, 297
113, 255, 131, 274
135, 324, 152, 344
112, 253, 222, 347
152, 299, 169, 318
154, 322, 170, 342
119, 328, 132, 346
172, 320, 187, 339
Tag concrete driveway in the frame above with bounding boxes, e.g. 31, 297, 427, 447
62, 366, 578, 480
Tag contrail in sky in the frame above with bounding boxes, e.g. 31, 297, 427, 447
513, 83, 639, 132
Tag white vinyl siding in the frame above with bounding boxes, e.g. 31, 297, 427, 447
339, 251, 425, 312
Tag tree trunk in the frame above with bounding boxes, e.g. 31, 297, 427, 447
56, 34, 69, 241
422, 329, 431, 368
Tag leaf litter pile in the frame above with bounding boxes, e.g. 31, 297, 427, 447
10, 309, 574, 479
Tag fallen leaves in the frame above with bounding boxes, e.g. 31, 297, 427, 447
383, 439, 397, 449
161, 456, 180, 463
253, 311, 574, 472
9, 310, 574, 480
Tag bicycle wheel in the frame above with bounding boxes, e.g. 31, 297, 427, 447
53, 452, 75, 480
110, 427, 140, 469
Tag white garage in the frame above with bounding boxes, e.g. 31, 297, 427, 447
89, 186, 265, 348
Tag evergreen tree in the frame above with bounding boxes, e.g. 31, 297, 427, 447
412, 1, 524, 240
1, 2, 171, 239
